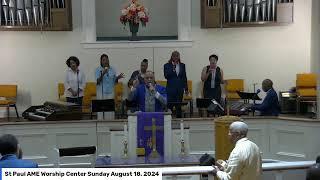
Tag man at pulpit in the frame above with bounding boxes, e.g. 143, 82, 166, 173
128, 71, 167, 112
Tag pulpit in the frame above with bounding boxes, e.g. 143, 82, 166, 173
127, 111, 172, 158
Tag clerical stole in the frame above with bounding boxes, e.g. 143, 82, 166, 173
137, 112, 164, 157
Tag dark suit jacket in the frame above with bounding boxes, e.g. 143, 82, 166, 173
0, 154, 38, 168
253, 88, 280, 116
163, 62, 188, 95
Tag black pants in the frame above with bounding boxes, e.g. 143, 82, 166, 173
66, 97, 83, 106
167, 89, 184, 118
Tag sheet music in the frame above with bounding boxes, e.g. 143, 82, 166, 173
211, 99, 224, 111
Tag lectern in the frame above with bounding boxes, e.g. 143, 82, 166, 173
127, 111, 172, 158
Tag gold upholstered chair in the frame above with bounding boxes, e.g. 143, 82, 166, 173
58, 83, 66, 101
114, 82, 124, 117
296, 73, 317, 114
183, 80, 193, 117
156, 80, 167, 87
0, 85, 19, 119
58, 82, 124, 115
225, 79, 244, 101
82, 82, 97, 113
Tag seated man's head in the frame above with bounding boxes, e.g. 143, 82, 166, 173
0, 134, 20, 156
262, 79, 273, 92
144, 71, 155, 86
140, 59, 148, 73
228, 121, 248, 144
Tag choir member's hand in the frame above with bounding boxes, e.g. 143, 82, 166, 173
184, 89, 189, 95
103, 66, 109, 74
118, 73, 125, 79
130, 85, 135, 92
132, 79, 139, 88
222, 80, 227, 85
71, 90, 77, 97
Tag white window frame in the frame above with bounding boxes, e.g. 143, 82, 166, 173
81, 0, 192, 49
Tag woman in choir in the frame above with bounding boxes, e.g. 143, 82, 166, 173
163, 51, 188, 118
95, 54, 125, 119
64, 56, 86, 106
201, 54, 224, 104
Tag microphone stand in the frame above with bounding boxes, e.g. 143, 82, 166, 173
101, 70, 105, 120
253, 83, 257, 104
77, 70, 80, 105
252, 83, 259, 116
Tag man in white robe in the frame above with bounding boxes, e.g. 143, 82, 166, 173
214, 121, 262, 180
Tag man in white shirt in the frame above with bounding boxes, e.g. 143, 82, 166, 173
214, 121, 262, 180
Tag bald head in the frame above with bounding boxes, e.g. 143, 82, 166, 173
144, 71, 155, 85
229, 121, 248, 137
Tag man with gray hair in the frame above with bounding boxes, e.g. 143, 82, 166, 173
214, 121, 262, 180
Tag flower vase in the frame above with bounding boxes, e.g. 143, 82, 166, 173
129, 22, 139, 41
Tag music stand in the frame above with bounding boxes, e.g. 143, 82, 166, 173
125, 99, 138, 113
236, 91, 261, 103
236, 91, 261, 116
167, 101, 188, 118
91, 99, 115, 120
196, 98, 212, 108
196, 98, 212, 117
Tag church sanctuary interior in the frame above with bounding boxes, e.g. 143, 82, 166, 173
0, 0, 319, 179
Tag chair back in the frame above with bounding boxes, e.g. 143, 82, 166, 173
114, 82, 123, 102
225, 79, 244, 100
83, 82, 97, 112
58, 83, 65, 99
54, 146, 97, 168
156, 80, 167, 87
0, 85, 17, 99
183, 80, 192, 100
296, 73, 317, 97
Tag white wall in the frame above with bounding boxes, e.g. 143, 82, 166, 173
0, 0, 312, 116
311, 0, 320, 119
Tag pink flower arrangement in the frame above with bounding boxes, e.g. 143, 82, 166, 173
120, 0, 149, 26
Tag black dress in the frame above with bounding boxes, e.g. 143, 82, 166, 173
203, 66, 222, 104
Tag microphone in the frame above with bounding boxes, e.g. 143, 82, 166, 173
105, 66, 109, 77
148, 83, 155, 93
256, 89, 261, 94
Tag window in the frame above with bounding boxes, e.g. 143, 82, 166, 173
81, 0, 192, 48
95, 0, 178, 41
